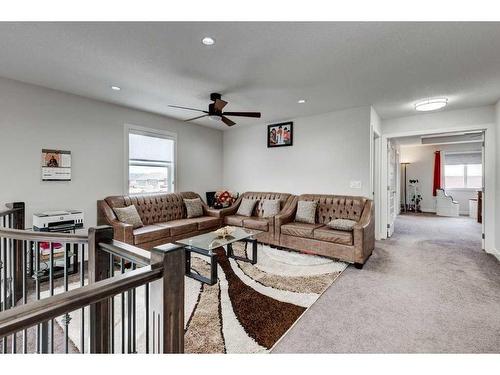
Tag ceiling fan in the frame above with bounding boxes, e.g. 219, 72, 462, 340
169, 93, 261, 127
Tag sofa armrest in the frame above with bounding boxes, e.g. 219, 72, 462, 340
204, 207, 223, 218
353, 200, 375, 265
217, 195, 243, 217
274, 196, 298, 238
111, 221, 134, 244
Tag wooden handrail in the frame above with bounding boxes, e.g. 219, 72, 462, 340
0, 265, 162, 338
0, 226, 88, 244
98, 239, 151, 266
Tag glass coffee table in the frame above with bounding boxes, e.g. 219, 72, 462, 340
176, 227, 262, 285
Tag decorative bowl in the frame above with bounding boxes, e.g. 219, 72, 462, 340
215, 226, 235, 238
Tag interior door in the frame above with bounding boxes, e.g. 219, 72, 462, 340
387, 141, 397, 237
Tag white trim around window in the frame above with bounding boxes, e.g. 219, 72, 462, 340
123, 124, 178, 195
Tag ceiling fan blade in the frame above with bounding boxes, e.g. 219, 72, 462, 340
184, 114, 209, 122
214, 99, 228, 111
222, 111, 261, 118
221, 116, 236, 126
169, 105, 207, 113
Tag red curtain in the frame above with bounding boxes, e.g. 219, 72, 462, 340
433, 150, 441, 196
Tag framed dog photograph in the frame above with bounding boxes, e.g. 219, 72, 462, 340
267, 121, 293, 148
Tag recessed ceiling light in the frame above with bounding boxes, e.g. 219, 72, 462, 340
201, 37, 215, 46
111, 86, 121, 91
415, 98, 448, 112
297, 99, 306, 104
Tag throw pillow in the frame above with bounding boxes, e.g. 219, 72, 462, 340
113, 205, 143, 229
184, 198, 203, 218
237, 198, 257, 217
295, 200, 317, 224
262, 199, 280, 218
327, 219, 357, 231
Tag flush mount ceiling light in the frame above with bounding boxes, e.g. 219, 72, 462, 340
111, 85, 121, 91
201, 37, 215, 46
297, 99, 306, 104
415, 98, 448, 112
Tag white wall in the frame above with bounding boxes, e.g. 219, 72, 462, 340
380, 105, 496, 253
0, 77, 223, 227
496, 100, 500, 257
223, 106, 372, 197
400, 143, 482, 215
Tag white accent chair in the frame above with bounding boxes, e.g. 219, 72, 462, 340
436, 189, 460, 217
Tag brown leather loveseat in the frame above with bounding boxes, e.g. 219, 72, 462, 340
275, 194, 374, 268
98, 192, 222, 250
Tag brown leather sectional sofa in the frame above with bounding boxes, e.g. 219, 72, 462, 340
276, 194, 374, 268
216, 191, 295, 245
98, 191, 374, 267
97, 192, 222, 250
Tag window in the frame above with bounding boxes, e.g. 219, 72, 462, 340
444, 152, 482, 189
127, 127, 176, 194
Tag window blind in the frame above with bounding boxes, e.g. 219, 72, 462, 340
444, 152, 481, 165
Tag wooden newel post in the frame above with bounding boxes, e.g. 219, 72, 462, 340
150, 243, 185, 353
88, 225, 114, 353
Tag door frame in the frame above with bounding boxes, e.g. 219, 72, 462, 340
376, 126, 493, 253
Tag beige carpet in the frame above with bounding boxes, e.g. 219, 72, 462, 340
45, 243, 346, 353
273, 214, 500, 353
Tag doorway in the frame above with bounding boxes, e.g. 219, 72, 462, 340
381, 130, 486, 248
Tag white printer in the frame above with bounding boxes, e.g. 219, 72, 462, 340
33, 210, 84, 232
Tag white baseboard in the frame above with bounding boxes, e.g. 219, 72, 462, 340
485, 248, 500, 262
420, 207, 471, 216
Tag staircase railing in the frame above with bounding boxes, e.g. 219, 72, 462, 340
0, 203, 184, 354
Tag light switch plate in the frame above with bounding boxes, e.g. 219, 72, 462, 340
350, 180, 362, 189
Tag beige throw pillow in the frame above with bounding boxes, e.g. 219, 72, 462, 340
184, 198, 204, 218
327, 219, 357, 231
237, 198, 257, 217
295, 200, 317, 224
262, 199, 280, 218
113, 205, 143, 229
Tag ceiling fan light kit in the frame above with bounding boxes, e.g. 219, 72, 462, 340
169, 92, 261, 127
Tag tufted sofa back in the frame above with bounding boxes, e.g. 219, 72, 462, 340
297, 194, 367, 224
105, 193, 186, 225
240, 192, 293, 218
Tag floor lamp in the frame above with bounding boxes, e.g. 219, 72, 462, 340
401, 162, 411, 212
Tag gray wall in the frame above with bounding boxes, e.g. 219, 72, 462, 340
223, 106, 372, 197
0, 77, 223, 227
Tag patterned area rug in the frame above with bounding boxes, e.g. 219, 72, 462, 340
45, 243, 347, 353
185, 243, 347, 353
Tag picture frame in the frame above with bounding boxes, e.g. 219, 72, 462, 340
267, 121, 293, 148
41, 149, 72, 181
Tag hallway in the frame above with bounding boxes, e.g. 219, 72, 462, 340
273, 214, 500, 353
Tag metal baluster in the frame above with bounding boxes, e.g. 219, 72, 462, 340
132, 263, 136, 353
49, 242, 54, 353
145, 282, 149, 354
120, 258, 125, 354
127, 289, 132, 353
22, 240, 28, 354
63, 243, 70, 354
152, 309, 155, 354
2, 216, 8, 353
110, 254, 115, 354
10, 232, 16, 353
35, 240, 41, 353
80, 243, 85, 354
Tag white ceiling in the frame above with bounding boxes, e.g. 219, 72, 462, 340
1, 22, 500, 130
